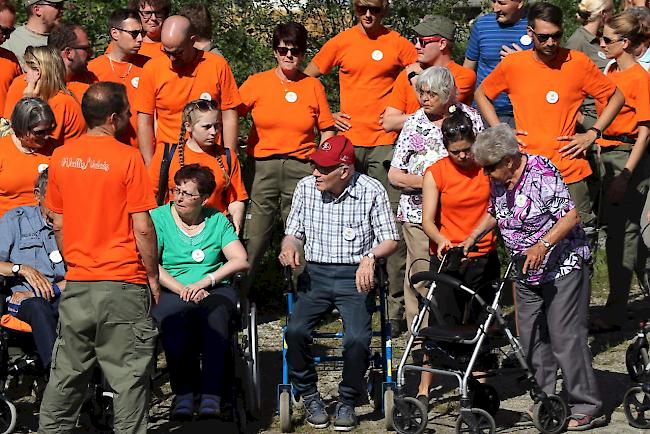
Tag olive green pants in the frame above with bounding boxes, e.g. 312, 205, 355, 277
354, 144, 406, 321
242, 158, 311, 293
38, 281, 158, 434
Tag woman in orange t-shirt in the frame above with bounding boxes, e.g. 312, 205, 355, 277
149, 99, 248, 234
238, 22, 335, 283
418, 108, 498, 405
590, 12, 650, 332
0, 97, 55, 217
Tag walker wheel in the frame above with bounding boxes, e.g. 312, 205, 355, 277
392, 396, 427, 434
623, 386, 650, 429
455, 408, 495, 434
470, 383, 500, 416
533, 394, 568, 434
279, 390, 292, 432
626, 340, 649, 382
0, 398, 16, 434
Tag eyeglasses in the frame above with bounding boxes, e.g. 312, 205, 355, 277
0, 25, 14, 37
173, 187, 201, 199
31, 125, 55, 137
114, 28, 146, 39
412, 36, 443, 47
138, 9, 166, 19
528, 27, 563, 43
355, 5, 382, 14
483, 160, 502, 174
417, 89, 437, 99
601, 35, 624, 45
38, 1, 64, 10
275, 46, 303, 56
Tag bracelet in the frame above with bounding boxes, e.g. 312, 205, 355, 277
208, 273, 216, 288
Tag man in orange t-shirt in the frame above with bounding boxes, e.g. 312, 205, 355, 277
475, 2, 624, 228
128, 0, 168, 59
135, 15, 241, 165
383, 15, 477, 132
305, 0, 415, 327
88, 9, 149, 147
47, 23, 98, 97
39, 82, 159, 434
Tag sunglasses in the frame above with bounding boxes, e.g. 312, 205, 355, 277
444, 124, 472, 136
355, 5, 382, 14
31, 126, 55, 137
275, 46, 303, 56
601, 35, 624, 45
483, 160, 502, 173
0, 25, 14, 37
413, 36, 444, 47
528, 27, 563, 43
38, 1, 64, 9
138, 9, 166, 19
114, 28, 146, 39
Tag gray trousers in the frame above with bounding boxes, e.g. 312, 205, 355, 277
516, 267, 602, 416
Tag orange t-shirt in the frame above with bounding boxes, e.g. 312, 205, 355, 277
386, 61, 477, 115
106, 40, 164, 60
135, 50, 242, 147
88, 54, 149, 147
596, 63, 650, 148
481, 49, 616, 184
148, 144, 248, 211
239, 69, 335, 160
45, 135, 157, 283
0, 135, 50, 217
311, 25, 417, 147
426, 157, 496, 256
0, 48, 22, 115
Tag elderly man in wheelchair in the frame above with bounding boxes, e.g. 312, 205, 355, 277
0, 169, 64, 371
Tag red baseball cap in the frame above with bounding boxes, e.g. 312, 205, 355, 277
311, 136, 355, 167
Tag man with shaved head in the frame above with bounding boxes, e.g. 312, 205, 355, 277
134, 14, 240, 165
38, 82, 159, 434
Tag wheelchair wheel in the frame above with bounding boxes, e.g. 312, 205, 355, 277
0, 398, 16, 434
279, 390, 292, 433
470, 383, 500, 416
532, 395, 568, 434
455, 408, 495, 434
623, 386, 650, 429
235, 386, 248, 434
392, 397, 427, 434
384, 387, 395, 431
626, 338, 649, 382
243, 302, 260, 419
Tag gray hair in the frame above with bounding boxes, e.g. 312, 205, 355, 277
11, 97, 55, 139
472, 124, 520, 165
415, 66, 457, 105
34, 167, 48, 196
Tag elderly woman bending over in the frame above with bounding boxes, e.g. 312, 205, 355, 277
463, 125, 606, 431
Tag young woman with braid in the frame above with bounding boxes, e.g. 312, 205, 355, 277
148, 99, 248, 233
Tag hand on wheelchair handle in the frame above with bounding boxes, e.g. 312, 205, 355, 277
278, 247, 300, 269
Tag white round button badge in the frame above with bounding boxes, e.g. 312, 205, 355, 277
38, 163, 49, 173
285, 91, 298, 103
520, 35, 532, 46
546, 90, 559, 104
343, 227, 356, 241
131, 77, 140, 88
199, 92, 212, 101
371, 50, 384, 61
597, 51, 606, 60
192, 249, 205, 263
515, 194, 527, 208
49, 250, 63, 264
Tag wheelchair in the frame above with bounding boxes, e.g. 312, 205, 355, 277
623, 320, 650, 429
391, 249, 569, 434
277, 258, 394, 432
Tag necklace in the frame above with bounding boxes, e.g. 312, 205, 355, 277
107, 54, 132, 81
12, 136, 36, 154
276, 68, 299, 103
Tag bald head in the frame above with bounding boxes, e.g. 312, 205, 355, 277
161, 15, 197, 68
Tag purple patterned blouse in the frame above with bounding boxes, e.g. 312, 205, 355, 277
488, 154, 590, 285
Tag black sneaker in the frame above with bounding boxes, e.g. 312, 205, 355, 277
333, 402, 357, 431
302, 392, 329, 429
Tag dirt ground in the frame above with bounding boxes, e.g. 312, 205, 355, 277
5, 279, 650, 433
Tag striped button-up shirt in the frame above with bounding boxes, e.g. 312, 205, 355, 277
286, 172, 399, 264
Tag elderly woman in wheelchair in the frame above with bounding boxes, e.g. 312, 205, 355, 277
150, 164, 249, 421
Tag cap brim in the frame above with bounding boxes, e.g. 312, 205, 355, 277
310, 153, 340, 167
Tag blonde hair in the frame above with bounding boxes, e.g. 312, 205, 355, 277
23, 46, 70, 102
177, 99, 229, 190
576, 0, 611, 23
606, 10, 650, 49
352, 0, 389, 12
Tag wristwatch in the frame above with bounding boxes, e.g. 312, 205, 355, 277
364, 252, 376, 261
588, 127, 602, 139
538, 238, 552, 249
11, 264, 21, 276
407, 70, 419, 82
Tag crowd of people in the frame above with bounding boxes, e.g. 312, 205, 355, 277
0, 0, 649, 431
